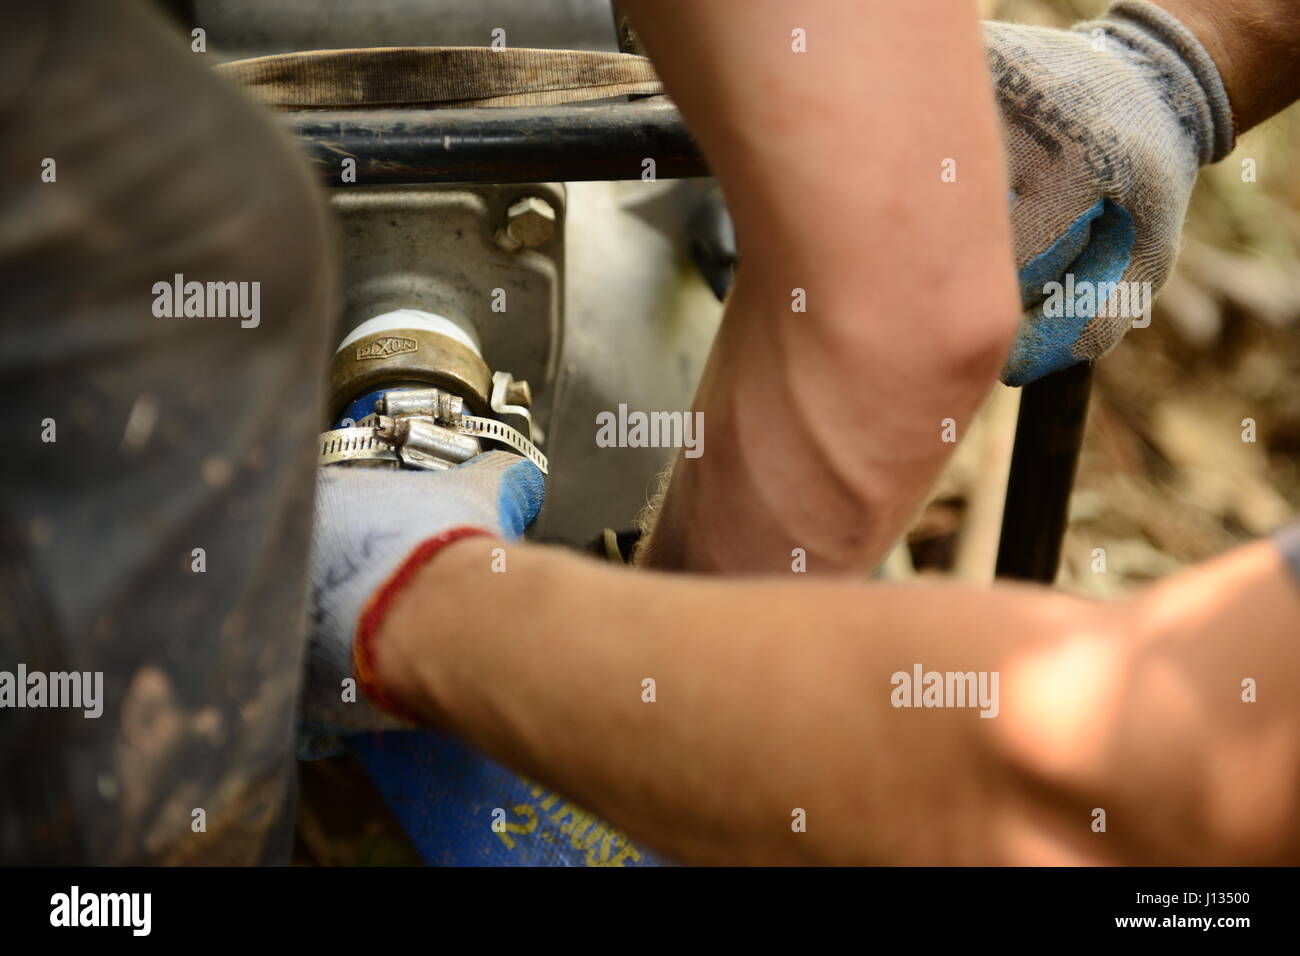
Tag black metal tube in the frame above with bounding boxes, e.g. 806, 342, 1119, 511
284, 100, 709, 186
994, 362, 1094, 584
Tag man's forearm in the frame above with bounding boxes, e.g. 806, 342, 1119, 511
1153, 0, 1300, 133
621, 0, 1019, 573
376, 536, 1062, 864
372, 536, 1300, 864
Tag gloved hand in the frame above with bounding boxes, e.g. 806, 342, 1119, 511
300, 451, 545, 755
986, 0, 1235, 386
300, 452, 656, 866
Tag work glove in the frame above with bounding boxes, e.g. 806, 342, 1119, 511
300, 451, 545, 755
986, 0, 1235, 386
300, 452, 657, 866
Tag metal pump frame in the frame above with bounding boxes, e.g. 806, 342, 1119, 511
289, 98, 1089, 584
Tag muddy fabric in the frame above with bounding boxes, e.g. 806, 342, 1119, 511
0, 0, 335, 863
215, 47, 663, 111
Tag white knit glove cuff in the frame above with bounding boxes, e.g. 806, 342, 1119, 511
1086, 0, 1235, 165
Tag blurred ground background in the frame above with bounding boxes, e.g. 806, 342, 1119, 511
908, 0, 1300, 596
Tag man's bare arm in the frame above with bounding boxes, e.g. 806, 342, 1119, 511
373, 538, 1300, 865
620, 0, 1020, 574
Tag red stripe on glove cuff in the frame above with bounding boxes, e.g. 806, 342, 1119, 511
353, 526, 494, 721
